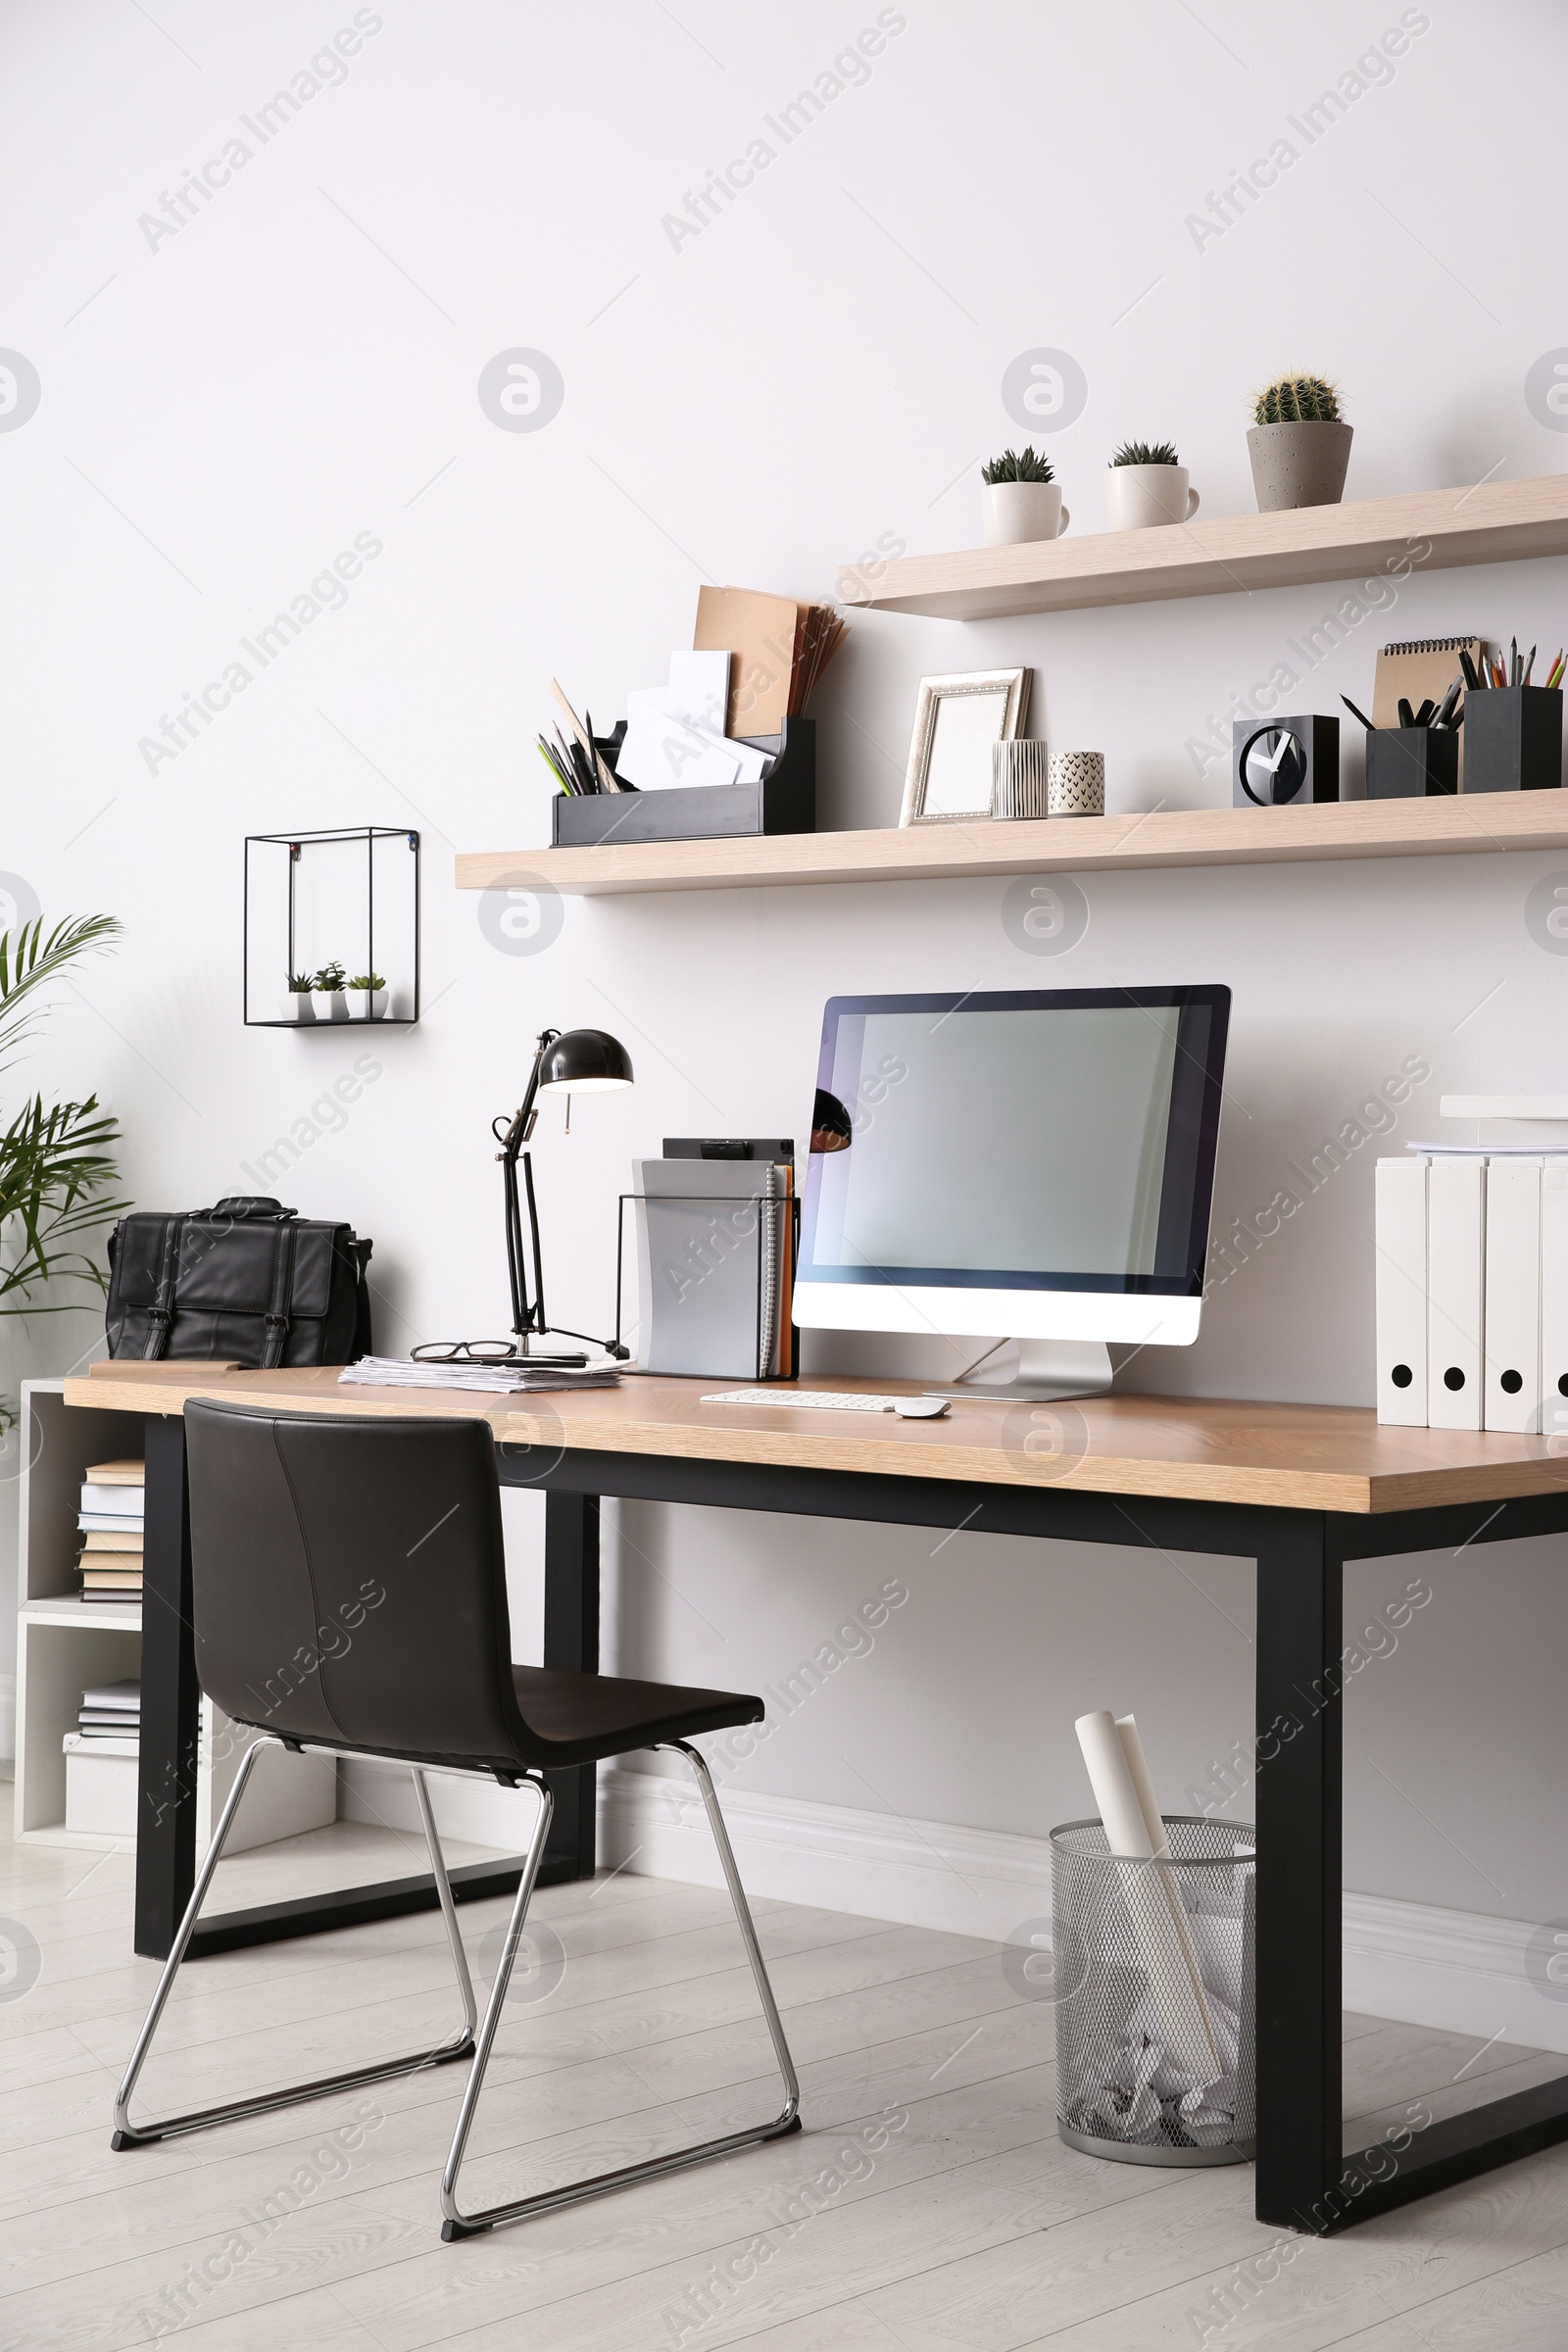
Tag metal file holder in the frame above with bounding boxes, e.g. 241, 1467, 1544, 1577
1051, 1815, 1256, 2167
612, 1191, 800, 1380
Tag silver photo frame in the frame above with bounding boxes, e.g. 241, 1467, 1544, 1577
899, 669, 1030, 825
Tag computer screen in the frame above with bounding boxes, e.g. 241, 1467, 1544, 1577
795, 986, 1229, 1350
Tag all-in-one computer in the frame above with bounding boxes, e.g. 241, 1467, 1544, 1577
791, 985, 1230, 1400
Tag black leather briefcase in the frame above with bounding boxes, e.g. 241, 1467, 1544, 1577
105, 1196, 372, 1367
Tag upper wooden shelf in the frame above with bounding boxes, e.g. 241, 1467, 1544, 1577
836, 473, 1568, 620
455, 792, 1568, 899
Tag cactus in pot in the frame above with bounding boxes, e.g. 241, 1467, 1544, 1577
1247, 373, 1351, 511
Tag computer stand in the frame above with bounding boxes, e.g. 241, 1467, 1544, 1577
939, 1337, 1113, 1403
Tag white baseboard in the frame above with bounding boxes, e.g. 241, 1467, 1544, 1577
342, 1757, 1568, 2057
598, 1765, 1052, 1942
0, 1672, 14, 1768
1343, 1889, 1568, 2057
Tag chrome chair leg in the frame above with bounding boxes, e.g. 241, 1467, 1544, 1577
113, 1738, 478, 2149
439, 1746, 801, 2240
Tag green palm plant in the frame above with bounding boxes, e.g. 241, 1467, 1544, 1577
0, 914, 127, 1425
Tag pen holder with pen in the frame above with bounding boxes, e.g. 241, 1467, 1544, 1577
1462, 686, 1563, 794
550, 717, 815, 847
1365, 725, 1459, 799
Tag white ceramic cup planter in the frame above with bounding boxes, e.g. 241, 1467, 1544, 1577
347, 987, 388, 1020
283, 989, 316, 1023
318, 989, 349, 1022
1104, 464, 1200, 530
981, 481, 1070, 547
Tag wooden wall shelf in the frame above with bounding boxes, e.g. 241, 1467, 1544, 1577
455, 791, 1568, 900
836, 474, 1568, 620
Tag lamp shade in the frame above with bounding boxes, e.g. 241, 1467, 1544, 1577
536, 1027, 634, 1094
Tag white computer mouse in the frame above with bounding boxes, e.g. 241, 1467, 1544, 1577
892, 1396, 950, 1418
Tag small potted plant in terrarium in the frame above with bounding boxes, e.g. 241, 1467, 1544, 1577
347, 971, 387, 1020
980, 446, 1069, 547
283, 969, 316, 1022
313, 959, 349, 1021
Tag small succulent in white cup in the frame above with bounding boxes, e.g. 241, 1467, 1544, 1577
283, 969, 316, 1022
313, 959, 349, 1021
347, 971, 388, 1020
1104, 440, 1200, 529
980, 446, 1069, 547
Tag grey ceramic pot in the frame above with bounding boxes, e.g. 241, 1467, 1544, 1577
1246, 420, 1352, 512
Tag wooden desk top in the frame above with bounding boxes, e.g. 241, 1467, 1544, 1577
63, 1364, 1568, 1516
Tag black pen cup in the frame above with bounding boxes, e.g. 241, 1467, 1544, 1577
1462, 686, 1563, 794
1365, 727, 1459, 799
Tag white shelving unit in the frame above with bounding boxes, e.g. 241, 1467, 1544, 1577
14, 1380, 335, 1853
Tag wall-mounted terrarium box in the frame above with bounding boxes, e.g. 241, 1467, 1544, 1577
244, 827, 420, 1027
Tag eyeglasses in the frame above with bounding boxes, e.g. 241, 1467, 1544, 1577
411, 1340, 519, 1364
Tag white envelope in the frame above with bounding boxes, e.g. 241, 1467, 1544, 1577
618, 692, 742, 791
667, 650, 731, 737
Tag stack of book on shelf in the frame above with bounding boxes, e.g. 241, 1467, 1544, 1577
64, 1678, 141, 1754
77, 1458, 144, 1604
63, 1678, 140, 1838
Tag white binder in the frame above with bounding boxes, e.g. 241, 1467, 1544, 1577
1542, 1160, 1568, 1455
1375, 1155, 1428, 1426
1427, 1156, 1485, 1431
1483, 1156, 1543, 1433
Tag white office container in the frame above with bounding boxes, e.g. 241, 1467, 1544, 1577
1375, 1155, 1429, 1426
1484, 1156, 1543, 1433
1427, 1156, 1486, 1432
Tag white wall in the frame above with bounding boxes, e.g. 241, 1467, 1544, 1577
6, 2, 1568, 1940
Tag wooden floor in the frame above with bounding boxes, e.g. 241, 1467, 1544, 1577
5, 1813, 1568, 2351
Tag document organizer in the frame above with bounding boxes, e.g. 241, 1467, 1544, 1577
614, 1188, 800, 1380
551, 717, 814, 848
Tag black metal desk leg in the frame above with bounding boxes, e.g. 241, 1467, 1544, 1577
543, 1491, 600, 1880
134, 1415, 202, 1961
1254, 1510, 1343, 2230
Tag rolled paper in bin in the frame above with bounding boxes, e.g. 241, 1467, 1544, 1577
1074, 1710, 1221, 2084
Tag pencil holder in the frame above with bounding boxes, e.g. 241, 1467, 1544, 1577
1462, 686, 1563, 794
1051, 1816, 1255, 2167
1047, 752, 1105, 817
1365, 727, 1458, 799
993, 740, 1049, 820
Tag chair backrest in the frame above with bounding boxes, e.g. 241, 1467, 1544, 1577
184, 1400, 535, 1773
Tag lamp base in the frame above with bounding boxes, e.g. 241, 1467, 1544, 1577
511, 1337, 590, 1368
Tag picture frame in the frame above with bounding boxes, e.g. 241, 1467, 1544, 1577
899, 669, 1031, 825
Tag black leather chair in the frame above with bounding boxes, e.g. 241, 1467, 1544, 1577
112, 1402, 801, 2237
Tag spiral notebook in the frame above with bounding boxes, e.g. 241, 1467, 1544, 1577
1373, 636, 1482, 787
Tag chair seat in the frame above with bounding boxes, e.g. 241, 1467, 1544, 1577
510, 1666, 761, 1766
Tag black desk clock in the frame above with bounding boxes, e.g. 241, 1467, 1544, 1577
1232, 714, 1340, 807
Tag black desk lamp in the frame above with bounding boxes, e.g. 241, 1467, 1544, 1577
493, 1026, 634, 1365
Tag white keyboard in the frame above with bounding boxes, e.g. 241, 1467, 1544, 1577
703, 1388, 950, 1417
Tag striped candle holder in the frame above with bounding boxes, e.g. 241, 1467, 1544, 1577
992, 740, 1050, 820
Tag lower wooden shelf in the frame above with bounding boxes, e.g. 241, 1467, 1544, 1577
455, 790, 1568, 900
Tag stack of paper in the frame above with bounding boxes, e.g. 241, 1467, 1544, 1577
616, 650, 771, 793
77, 1459, 144, 1604
339, 1356, 620, 1394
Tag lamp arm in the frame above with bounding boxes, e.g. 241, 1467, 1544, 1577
520, 1148, 548, 1337
495, 1030, 556, 1342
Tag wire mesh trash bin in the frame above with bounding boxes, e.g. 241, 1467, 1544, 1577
1050, 1816, 1255, 2165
